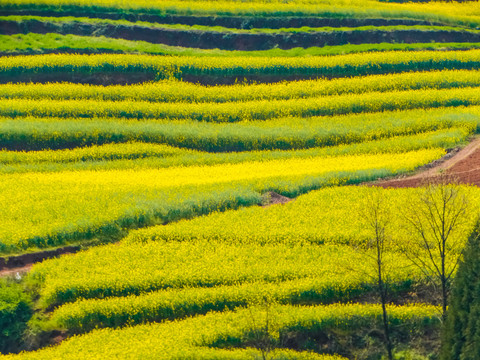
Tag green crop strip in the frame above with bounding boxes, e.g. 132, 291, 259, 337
2, 15, 478, 35
3, 87, 480, 122
0, 106, 476, 151
3, 34, 480, 57
1, 0, 480, 28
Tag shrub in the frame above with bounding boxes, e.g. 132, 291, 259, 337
0, 279, 33, 354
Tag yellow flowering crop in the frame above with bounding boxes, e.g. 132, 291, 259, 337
2, 70, 480, 103
2, 303, 437, 360
0, 148, 444, 253
4, 86, 480, 122
3, 50, 480, 80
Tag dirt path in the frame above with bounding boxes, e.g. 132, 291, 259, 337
0, 246, 80, 277
375, 136, 480, 188
0, 265, 33, 278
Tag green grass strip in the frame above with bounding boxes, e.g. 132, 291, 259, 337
2, 15, 477, 35
2, 33, 480, 57
0, 106, 476, 151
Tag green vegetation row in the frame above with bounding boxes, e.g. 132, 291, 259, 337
30, 240, 419, 309
4, 303, 440, 360
0, 128, 469, 174
0, 142, 188, 166
1, 106, 475, 152
0, 107, 479, 154
4, 16, 480, 51
4, 51, 480, 83
0, 12, 445, 30
3, 34, 480, 57
0, 149, 442, 254
5, 70, 480, 103
1, 0, 480, 28
50, 276, 414, 333
4, 87, 480, 122
5, 15, 477, 36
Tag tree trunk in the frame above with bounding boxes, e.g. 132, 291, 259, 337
442, 275, 448, 321
378, 259, 393, 360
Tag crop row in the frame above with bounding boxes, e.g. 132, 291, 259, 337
0, 181, 261, 254
31, 185, 480, 309
50, 277, 415, 333
3, 33, 480, 58
4, 303, 441, 360
0, 148, 443, 254
4, 87, 480, 122
31, 240, 419, 308
0, 128, 470, 174
1, 0, 479, 28
127, 185, 480, 248
0, 142, 189, 165
4, 51, 480, 82
5, 15, 477, 36
4, 70, 480, 103
5, 16, 480, 52
2, 106, 475, 151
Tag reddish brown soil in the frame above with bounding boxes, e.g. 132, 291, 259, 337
0, 245, 80, 276
375, 137, 480, 188
0, 265, 32, 278
262, 191, 294, 207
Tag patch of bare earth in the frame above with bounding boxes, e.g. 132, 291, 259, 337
262, 191, 294, 207
0, 265, 33, 278
374, 136, 480, 188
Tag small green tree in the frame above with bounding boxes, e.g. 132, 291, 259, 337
441, 222, 480, 360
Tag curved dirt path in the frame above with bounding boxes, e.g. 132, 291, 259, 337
375, 136, 480, 188
0, 246, 80, 277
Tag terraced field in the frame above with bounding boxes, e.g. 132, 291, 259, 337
2, 0, 480, 359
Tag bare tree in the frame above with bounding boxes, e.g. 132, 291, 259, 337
401, 174, 469, 319
247, 297, 275, 360
357, 188, 393, 360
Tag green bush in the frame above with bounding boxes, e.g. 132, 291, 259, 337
0, 279, 33, 354
441, 221, 480, 360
